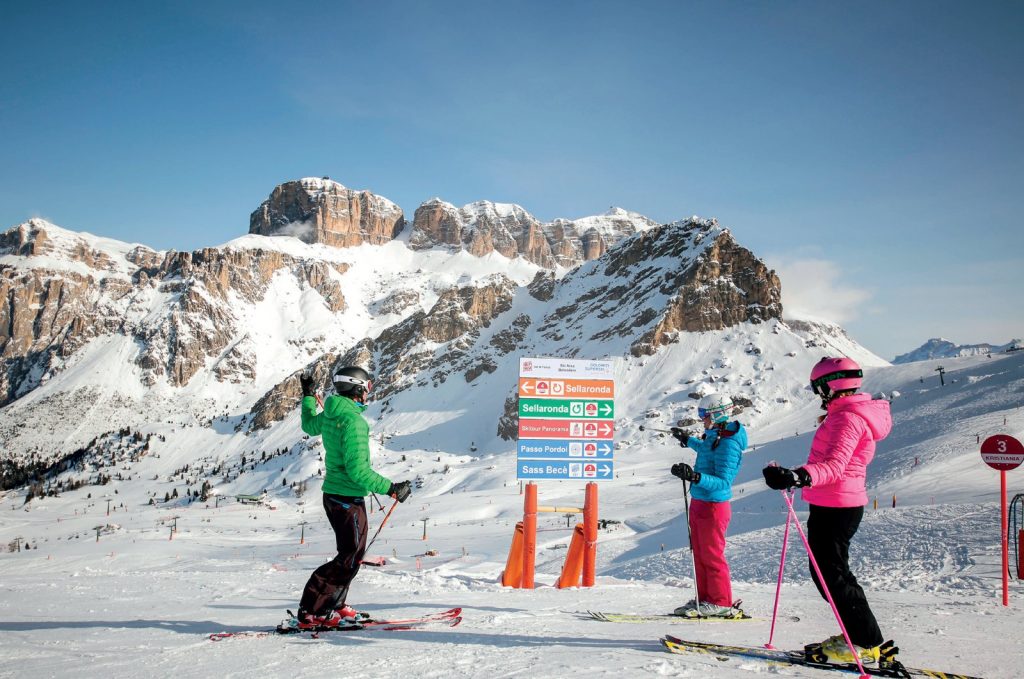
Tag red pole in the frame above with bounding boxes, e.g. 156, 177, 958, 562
1001, 470, 1009, 606
582, 482, 598, 587
522, 483, 537, 589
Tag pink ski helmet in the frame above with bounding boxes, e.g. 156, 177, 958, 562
809, 357, 863, 399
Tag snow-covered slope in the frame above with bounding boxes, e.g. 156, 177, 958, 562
0, 352, 1021, 679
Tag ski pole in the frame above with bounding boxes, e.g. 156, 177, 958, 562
765, 489, 794, 649
780, 489, 868, 679
639, 425, 672, 434
366, 497, 399, 551
681, 478, 703, 618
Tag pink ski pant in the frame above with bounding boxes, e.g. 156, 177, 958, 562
689, 498, 732, 606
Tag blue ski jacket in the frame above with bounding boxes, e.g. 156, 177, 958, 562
685, 421, 746, 502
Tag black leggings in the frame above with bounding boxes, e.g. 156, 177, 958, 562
298, 494, 368, 615
806, 504, 883, 648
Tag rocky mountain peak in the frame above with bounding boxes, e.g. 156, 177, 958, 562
249, 177, 406, 248
410, 198, 659, 269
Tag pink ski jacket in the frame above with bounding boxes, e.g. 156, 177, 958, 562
801, 393, 892, 508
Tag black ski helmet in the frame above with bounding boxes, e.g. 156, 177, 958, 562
333, 365, 372, 400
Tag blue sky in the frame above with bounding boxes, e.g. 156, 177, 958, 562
2, 1, 1021, 359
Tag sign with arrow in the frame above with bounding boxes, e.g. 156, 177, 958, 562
518, 460, 614, 480
518, 377, 614, 399
518, 398, 615, 419
517, 357, 615, 482
517, 439, 614, 459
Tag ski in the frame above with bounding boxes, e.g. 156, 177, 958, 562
587, 610, 770, 623
209, 607, 461, 641
662, 634, 982, 679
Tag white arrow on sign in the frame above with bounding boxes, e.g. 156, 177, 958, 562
599, 423, 613, 436
521, 381, 533, 394
599, 464, 612, 477
600, 403, 612, 416
598, 443, 612, 456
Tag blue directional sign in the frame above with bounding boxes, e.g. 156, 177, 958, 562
518, 460, 615, 480
517, 439, 614, 459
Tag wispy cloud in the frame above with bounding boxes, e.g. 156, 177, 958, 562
272, 220, 314, 241
767, 255, 872, 325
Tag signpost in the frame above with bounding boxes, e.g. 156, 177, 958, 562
980, 434, 1024, 607
506, 357, 614, 589
517, 358, 615, 481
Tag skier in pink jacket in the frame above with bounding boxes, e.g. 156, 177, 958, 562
763, 357, 892, 665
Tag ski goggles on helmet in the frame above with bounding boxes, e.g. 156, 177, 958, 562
333, 374, 373, 393
810, 369, 862, 397
698, 407, 718, 419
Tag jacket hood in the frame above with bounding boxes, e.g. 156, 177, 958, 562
727, 421, 748, 449
829, 393, 892, 441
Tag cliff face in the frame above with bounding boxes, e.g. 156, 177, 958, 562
410, 200, 659, 268
249, 178, 405, 248
0, 219, 350, 404
623, 220, 783, 355
518, 217, 783, 362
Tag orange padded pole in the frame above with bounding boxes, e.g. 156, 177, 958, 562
501, 521, 524, 587
582, 482, 598, 587
522, 483, 538, 588
557, 524, 585, 588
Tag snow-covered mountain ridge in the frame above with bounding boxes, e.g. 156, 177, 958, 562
894, 337, 1022, 364
1, 177, 888, 506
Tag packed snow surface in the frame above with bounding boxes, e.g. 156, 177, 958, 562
2, 352, 1023, 678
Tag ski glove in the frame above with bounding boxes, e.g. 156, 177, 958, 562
669, 427, 690, 447
671, 462, 701, 484
762, 465, 811, 490
389, 480, 412, 503
299, 374, 315, 397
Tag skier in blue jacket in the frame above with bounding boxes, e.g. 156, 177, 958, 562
670, 393, 746, 618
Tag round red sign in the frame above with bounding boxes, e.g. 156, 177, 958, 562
980, 434, 1024, 471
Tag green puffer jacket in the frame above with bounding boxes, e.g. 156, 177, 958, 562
301, 395, 392, 497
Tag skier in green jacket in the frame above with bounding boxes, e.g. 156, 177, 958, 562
292, 365, 411, 629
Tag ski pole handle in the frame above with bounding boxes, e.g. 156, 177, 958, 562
639, 425, 672, 433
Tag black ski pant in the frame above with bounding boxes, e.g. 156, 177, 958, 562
298, 494, 368, 615
806, 504, 884, 648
